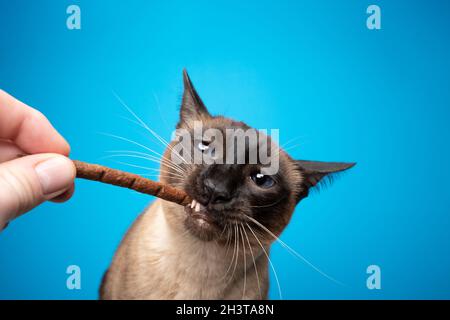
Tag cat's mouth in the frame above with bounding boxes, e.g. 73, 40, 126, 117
183, 199, 222, 241
185, 199, 211, 225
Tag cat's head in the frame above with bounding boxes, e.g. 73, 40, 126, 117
161, 70, 355, 244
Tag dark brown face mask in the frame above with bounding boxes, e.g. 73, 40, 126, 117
160, 69, 355, 242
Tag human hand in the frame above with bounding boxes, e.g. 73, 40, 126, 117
0, 90, 76, 231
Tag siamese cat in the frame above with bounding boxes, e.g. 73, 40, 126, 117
100, 70, 355, 300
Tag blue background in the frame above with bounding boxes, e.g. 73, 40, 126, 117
1, 0, 449, 299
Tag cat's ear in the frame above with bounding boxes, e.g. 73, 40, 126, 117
296, 160, 355, 190
177, 69, 211, 128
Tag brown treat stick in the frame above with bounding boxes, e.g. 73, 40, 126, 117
73, 160, 191, 206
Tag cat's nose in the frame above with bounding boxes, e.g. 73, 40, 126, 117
203, 178, 232, 205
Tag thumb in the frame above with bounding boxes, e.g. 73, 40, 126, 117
0, 154, 76, 229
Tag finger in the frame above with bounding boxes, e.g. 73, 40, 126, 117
0, 139, 25, 163
0, 90, 70, 155
50, 184, 75, 203
0, 154, 76, 229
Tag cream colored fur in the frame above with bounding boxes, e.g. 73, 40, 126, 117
100, 199, 269, 300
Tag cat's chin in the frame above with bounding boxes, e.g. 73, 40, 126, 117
183, 203, 221, 242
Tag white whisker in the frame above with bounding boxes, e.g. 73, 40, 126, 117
242, 224, 262, 299
105, 160, 186, 181
100, 133, 164, 160
153, 91, 171, 131
116, 115, 147, 129
101, 153, 186, 176
222, 224, 238, 281
105, 149, 186, 174
239, 224, 247, 299
135, 167, 185, 178
246, 222, 282, 299
112, 92, 188, 165
283, 143, 304, 152
245, 215, 344, 286
137, 174, 185, 182
230, 224, 240, 283
281, 136, 306, 149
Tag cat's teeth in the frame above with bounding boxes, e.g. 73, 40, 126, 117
195, 202, 201, 212
191, 200, 197, 209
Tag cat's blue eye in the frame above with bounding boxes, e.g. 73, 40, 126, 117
251, 172, 275, 189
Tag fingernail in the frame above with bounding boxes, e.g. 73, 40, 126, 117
35, 157, 74, 195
